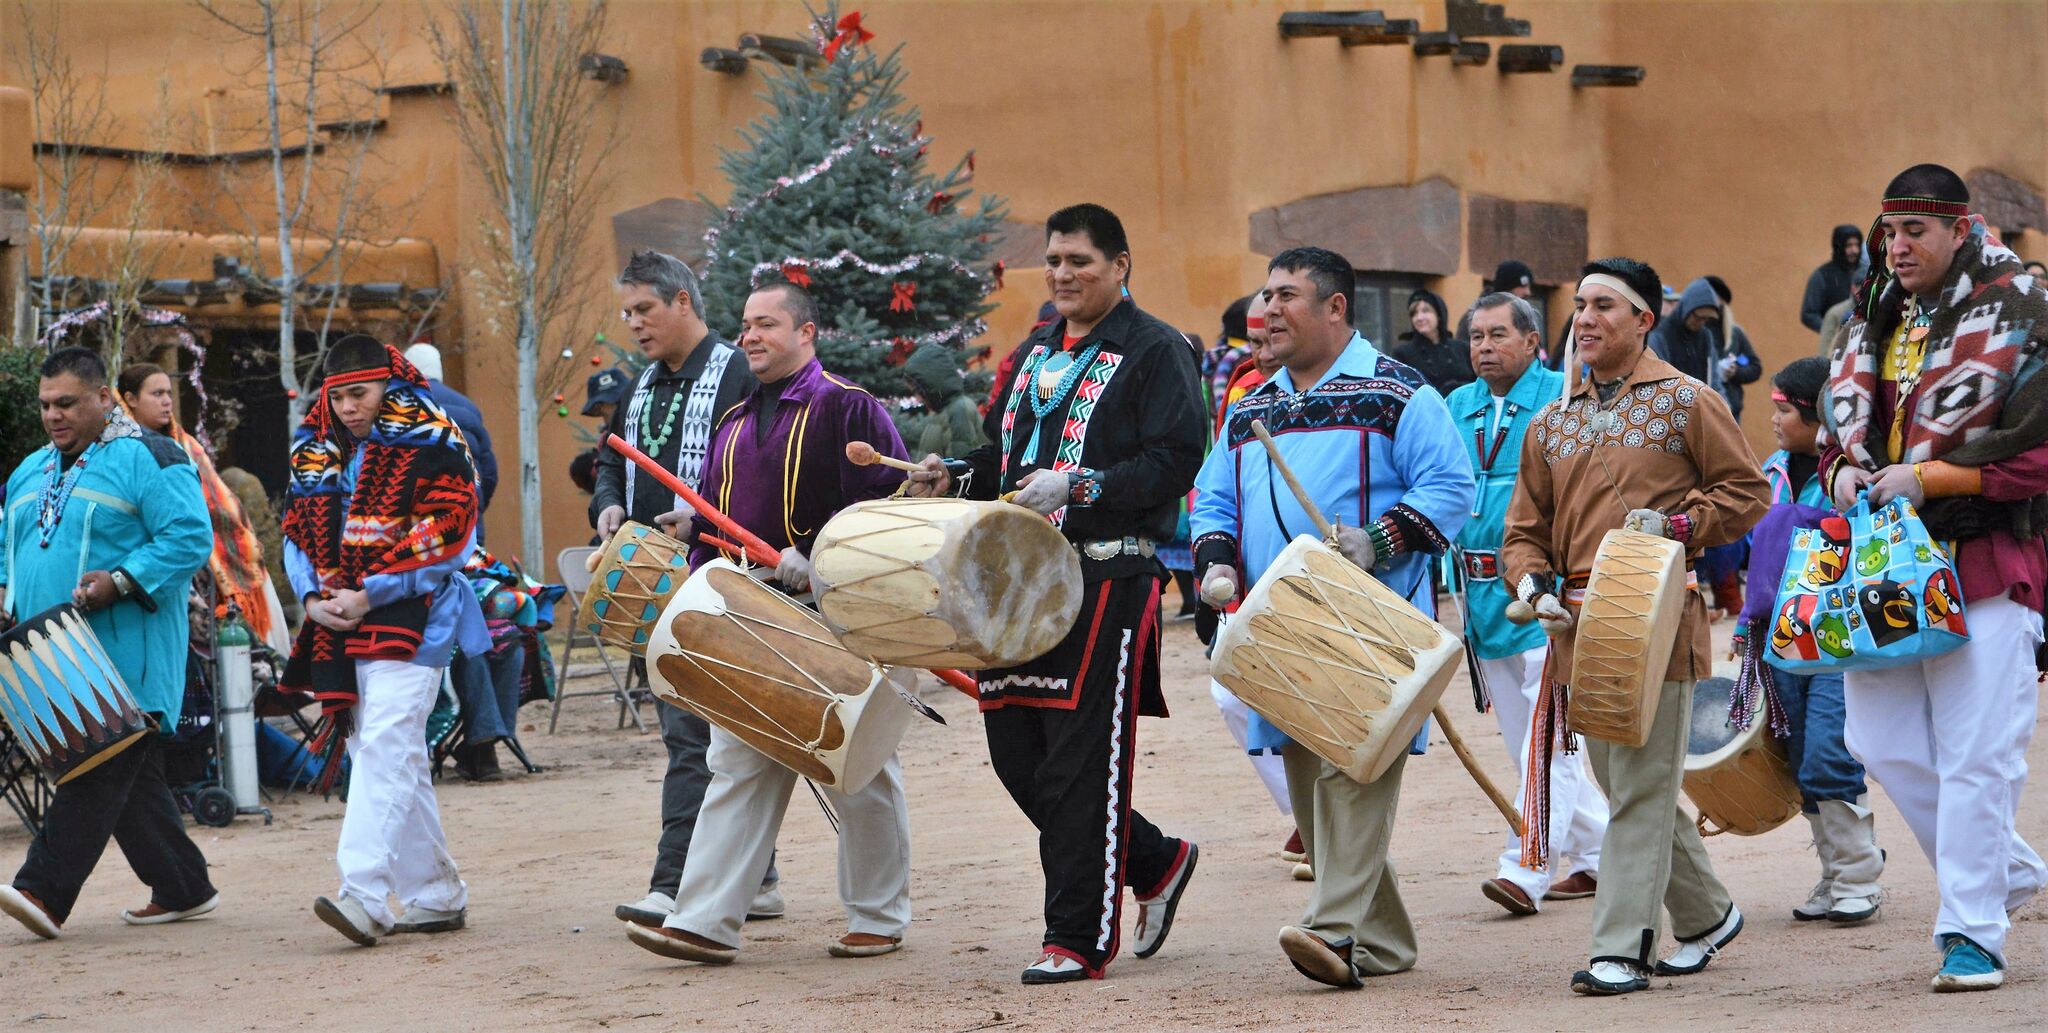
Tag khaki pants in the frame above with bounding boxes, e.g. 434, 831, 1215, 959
1582, 679, 1733, 965
1284, 747, 1417, 976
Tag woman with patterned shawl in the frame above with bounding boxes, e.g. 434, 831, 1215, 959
115, 363, 292, 655
1819, 164, 2048, 993
279, 334, 488, 948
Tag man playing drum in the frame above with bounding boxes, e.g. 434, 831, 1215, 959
1820, 164, 2048, 992
0, 348, 218, 939
590, 250, 773, 930
625, 280, 914, 965
903, 204, 1207, 984
1501, 258, 1769, 996
1191, 247, 1472, 989
1445, 293, 1609, 917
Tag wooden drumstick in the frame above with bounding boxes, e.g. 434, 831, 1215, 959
1432, 704, 1525, 836
1249, 421, 1525, 834
584, 549, 603, 573
1249, 419, 1337, 538
845, 440, 924, 474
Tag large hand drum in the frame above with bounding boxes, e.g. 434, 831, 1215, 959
809, 497, 1082, 669
1683, 674, 1802, 836
645, 559, 917, 793
1211, 536, 1463, 783
0, 605, 151, 784
575, 521, 692, 654
1571, 529, 1686, 748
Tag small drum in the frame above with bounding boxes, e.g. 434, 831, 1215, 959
1210, 536, 1462, 783
1684, 675, 1802, 836
1570, 529, 1686, 748
576, 521, 692, 654
810, 497, 1083, 669
645, 559, 918, 793
0, 605, 151, 784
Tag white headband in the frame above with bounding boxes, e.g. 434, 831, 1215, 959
1578, 273, 1652, 315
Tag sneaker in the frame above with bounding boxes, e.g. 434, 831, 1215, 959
393, 905, 467, 933
1931, 934, 2004, 992
748, 883, 786, 921
615, 890, 675, 927
1793, 879, 1834, 922
313, 895, 386, 947
1655, 905, 1742, 975
1572, 960, 1651, 995
0, 885, 61, 939
122, 892, 221, 926
1277, 926, 1363, 989
828, 931, 902, 958
1482, 878, 1538, 917
1021, 949, 1094, 985
1280, 829, 1305, 864
1545, 871, 1598, 900
625, 922, 738, 965
1826, 890, 1882, 924
1132, 841, 1198, 959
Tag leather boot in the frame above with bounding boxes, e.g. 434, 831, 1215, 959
1819, 798, 1883, 922
1793, 810, 1836, 921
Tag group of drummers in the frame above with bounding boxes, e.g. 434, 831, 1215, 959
1, 161, 2040, 1000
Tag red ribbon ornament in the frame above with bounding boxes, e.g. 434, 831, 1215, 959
926, 191, 952, 215
889, 281, 917, 313
821, 11, 875, 63
887, 336, 914, 365
781, 261, 812, 288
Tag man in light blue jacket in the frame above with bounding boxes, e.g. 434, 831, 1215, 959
0, 347, 218, 939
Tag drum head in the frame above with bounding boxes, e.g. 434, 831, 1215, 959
1687, 676, 1742, 756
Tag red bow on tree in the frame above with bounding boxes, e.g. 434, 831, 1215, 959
991, 260, 1006, 290
887, 336, 914, 365
926, 191, 952, 215
889, 281, 917, 312
821, 11, 875, 62
781, 261, 812, 288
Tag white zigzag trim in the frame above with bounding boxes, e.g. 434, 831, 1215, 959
1095, 628, 1134, 952
978, 673, 1068, 695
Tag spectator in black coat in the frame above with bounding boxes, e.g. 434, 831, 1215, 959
1390, 287, 1474, 395
1800, 224, 1866, 333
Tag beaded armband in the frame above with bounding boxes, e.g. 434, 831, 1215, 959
1666, 511, 1694, 544
1067, 468, 1105, 507
1366, 515, 1405, 565
1517, 571, 1558, 606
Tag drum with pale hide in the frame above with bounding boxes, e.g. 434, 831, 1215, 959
809, 497, 1082, 670
1570, 529, 1686, 748
645, 559, 918, 793
1210, 535, 1462, 783
1684, 674, 1803, 836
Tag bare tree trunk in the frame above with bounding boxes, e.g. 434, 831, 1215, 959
259, 0, 304, 421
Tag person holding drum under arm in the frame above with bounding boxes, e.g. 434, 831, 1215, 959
1500, 258, 1769, 997
624, 279, 915, 966
0, 347, 219, 940
1818, 164, 2048, 993
1191, 247, 1473, 990
902, 204, 1207, 985
1446, 294, 1609, 918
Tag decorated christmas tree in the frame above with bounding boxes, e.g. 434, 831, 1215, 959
698, 4, 1006, 414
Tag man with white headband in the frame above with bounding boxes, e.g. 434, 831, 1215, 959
1501, 257, 1770, 996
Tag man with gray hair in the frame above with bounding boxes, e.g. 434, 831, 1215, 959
590, 249, 766, 929
1445, 293, 1608, 918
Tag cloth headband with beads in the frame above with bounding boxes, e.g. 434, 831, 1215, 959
321, 365, 390, 389
1577, 273, 1652, 314
1770, 388, 1818, 416
1880, 195, 1970, 220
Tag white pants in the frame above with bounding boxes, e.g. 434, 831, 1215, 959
667, 723, 912, 947
336, 660, 466, 928
1209, 680, 1292, 816
1481, 645, 1609, 902
1844, 596, 2047, 962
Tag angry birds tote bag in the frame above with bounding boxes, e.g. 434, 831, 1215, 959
1765, 495, 1969, 674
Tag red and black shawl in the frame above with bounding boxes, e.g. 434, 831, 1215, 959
280, 345, 478, 783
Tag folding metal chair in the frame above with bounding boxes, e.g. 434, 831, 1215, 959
0, 724, 52, 837
550, 545, 647, 733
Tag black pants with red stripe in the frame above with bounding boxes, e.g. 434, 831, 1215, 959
981, 574, 1184, 972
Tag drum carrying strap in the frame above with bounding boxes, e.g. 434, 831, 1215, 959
621, 342, 736, 511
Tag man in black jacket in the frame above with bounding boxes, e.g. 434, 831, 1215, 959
588, 250, 765, 931
906, 204, 1206, 986
1801, 225, 1866, 333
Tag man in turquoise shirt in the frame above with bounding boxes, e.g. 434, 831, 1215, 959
0, 347, 218, 939
1445, 294, 1609, 918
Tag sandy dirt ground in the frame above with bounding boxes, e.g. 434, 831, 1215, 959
1, 609, 2044, 1033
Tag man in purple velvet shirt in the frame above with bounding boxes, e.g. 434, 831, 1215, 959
627, 281, 915, 967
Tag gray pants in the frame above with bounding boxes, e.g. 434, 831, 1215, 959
1284, 747, 1417, 975
650, 703, 713, 896
1583, 679, 1734, 965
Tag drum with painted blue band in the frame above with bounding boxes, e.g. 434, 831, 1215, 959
575, 521, 693, 654
0, 605, 151, 784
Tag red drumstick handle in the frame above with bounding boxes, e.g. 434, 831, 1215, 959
606, 434, 980, 700
606, 434, 781, 567
700, 534, 749, 560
